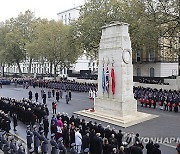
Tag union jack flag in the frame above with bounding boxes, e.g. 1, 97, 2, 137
106, 65, 109, 94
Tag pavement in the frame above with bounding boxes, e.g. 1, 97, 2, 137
0, 85, 179, 154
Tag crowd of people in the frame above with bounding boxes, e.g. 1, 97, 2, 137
0, 97, 49, 127
15, 78, 97, 93
0, 130, 26, 154
134, 86, 180, 112
24, 113, 164, 154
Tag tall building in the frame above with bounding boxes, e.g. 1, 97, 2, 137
57, 6, 98, 73
57, 6, 81, 25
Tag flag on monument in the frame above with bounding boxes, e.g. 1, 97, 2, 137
106, 66, 109, 94
111, 67, 115, 95
102, 66, 106, 94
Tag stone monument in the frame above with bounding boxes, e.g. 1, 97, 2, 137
75, 21, 158, 127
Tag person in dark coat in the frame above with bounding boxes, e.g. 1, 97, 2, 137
12, 113, 18, 131
93, 133, 103, 154
69, 90, 72, 100
65, 93, 69, 104
130, 145, 143, 154
10, 137, 18, 154
26, 125, 33, 150
82, 132, 90, 152
35, 92, 39, 102
104, 125, 112, 141
57, 137, 67, 153
146, 140, 154, 154
29, 90, 33, 100
152, 143, 161, 154
48, 90, 51, 98
102, 138, 112, 154
33, 125, 41, 154
43, 117, 49, 138
69, 143, 78, 154
50, 134, 59, 154
116, 130, 123, 148
52, 88, 55, 97
17, 143, 25, 154
56, 91, 60, 102
63, 123, 70, 148
42, 93, 47, 104
41, 133, 49, 154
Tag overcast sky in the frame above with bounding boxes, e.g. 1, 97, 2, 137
0, 0, 85, 22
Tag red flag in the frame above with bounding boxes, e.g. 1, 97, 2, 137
111, 67, 115, 95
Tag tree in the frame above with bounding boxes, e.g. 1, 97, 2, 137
33, 20, 81, 79
73, 0, 179, 60
4, 30, 26, 76
15, 10, 39, 75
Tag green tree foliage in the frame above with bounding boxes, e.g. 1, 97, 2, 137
74, 0, 179, 58
32, 20, 81, 78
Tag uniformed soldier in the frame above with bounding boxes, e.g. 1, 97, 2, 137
17, 143, 25, 154
2, 135, 10, 154
65, 93, 69, 104
9, 137, 18, 154
26, 125, 33, 150
50, 134, 58, 154
28, 90, 33, 101
35, 92, 39, 102
57, 137, 67, 154
48, 90, 51, 98
69, 143, 78, 154
33, 125, 41, 154
0, 131, 6, 150
40, 132, 48, 154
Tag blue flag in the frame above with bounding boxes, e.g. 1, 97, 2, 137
102, 66, 105, 94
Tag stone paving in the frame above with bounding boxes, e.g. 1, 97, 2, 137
0, 85, 179, 154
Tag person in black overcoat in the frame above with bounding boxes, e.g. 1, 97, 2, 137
43, 117, 49, 138
145, 140, 154, 154
12, 113, 18, 131
152, 143, 161, 154
29, 90, 33, 100
35, 92, 38, 102
82, 132, 90, 152
93, 133, 103, 154
56, 91, 60, 102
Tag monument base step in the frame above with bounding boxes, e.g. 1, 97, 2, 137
74, 109, 158, 128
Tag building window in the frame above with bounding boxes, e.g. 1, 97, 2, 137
136, 49, 141, 62
137, 68, 141, 76
150, 67, 155, 77
65, 14, 67, 24
149, 48, 155, 61
88, 62, 91, 67
69, 13, 71, 23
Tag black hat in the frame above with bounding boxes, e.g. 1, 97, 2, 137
154, 143, 160, 148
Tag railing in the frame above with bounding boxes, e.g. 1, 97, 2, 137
133, 57, 179, 63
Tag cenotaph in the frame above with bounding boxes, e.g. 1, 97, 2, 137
75, 22, 158, 127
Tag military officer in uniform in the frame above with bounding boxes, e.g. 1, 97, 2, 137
17, 143, 25, 154
26, 125, 33, 150
40, 131, 49, 154
50, 133, 59, 154
33, 125, 41, 154
10, 137, 18, 154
